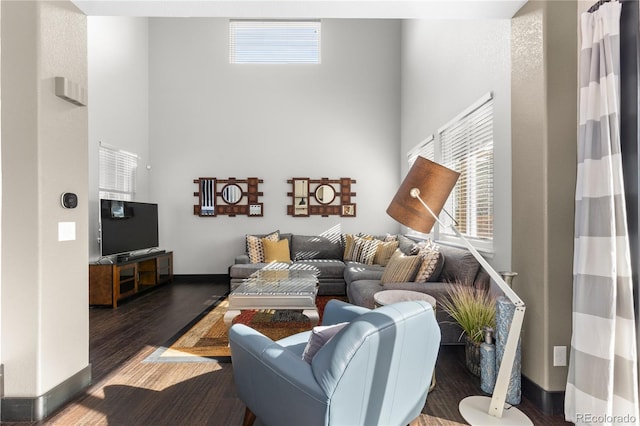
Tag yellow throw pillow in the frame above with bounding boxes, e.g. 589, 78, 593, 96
262, 238, 292, 264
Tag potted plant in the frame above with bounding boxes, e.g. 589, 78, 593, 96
440, 284, 496, 377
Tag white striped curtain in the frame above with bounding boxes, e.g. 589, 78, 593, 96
566, 2, 639, 424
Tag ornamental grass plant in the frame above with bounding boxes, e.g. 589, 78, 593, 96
440, 284, 496, 343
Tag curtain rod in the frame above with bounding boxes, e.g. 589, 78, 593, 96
588, 0, 619, 13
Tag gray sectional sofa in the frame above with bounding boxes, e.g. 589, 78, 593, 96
229, 232, 490, 344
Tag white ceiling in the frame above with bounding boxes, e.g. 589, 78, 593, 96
72, 0, 528, 19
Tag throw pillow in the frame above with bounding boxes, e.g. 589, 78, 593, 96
349, 236, 380, 265
302, 322, 349, 364
246, 230, 279, 263
414, 241, 443, 282
397, 234, 420, 255
343, 234, 374, 261
373, 240, 400, 266
380, 249, 422, 284
262, 238, 292, 264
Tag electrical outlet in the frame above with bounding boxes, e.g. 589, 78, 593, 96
553, 346, 567, 367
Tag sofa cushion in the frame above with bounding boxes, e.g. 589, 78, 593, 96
380, 250, 422, 284
229, 262, 269, 279
291, 235, 343, 261
263, 238, 292, 264
347, 279, 383, 309
246, 230, 279, 263
439, 245, 481, 285
294, 259, 345, 279
343, 261, 385, 285
397, 234, 420, 255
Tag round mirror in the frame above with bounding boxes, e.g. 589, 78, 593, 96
315, 184, 336, 205
221, 184, 243, 204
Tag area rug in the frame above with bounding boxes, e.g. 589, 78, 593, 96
144, 295, 346, 363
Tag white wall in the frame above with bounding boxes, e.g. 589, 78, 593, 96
88, 17, 150, 259
1, 0, 88, 396
400, 19, 512, 271
148, 18, 402, 274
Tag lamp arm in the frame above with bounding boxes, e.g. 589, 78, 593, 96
412, 192, 527, 419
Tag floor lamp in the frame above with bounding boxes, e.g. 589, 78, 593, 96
387, 157, 532, 425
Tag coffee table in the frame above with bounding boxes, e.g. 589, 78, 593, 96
223, 268, 320, 329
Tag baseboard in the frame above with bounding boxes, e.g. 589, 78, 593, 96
521, 374, 565, 415
174, 274, 229, 284
1, 364, 91, 422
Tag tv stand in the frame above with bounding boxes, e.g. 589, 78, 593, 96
89, 251, 173, 308
116, 249, 166, 264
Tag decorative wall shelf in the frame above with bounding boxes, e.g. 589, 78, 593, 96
287, 177, 356, 217
193, 177, 263, 217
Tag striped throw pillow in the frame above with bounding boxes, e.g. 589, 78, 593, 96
380, 249, 422, 284
343, 234, 374, 262
373, 240, 399, 266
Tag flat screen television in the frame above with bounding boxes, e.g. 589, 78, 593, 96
100, 199, 159, 257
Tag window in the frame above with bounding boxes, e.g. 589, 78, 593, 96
407, 135, 435, 164
408, 93, 494, 246
229, 20, 321, 64
99, 143, 138, 201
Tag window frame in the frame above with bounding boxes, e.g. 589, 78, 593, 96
229, 20, 321, 65
407, 93, 494, 253
98, 142, 138, 202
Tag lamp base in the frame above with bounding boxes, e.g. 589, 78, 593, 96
459, 396, 533, 426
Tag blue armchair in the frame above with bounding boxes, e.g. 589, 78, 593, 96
229, 299, 441, 426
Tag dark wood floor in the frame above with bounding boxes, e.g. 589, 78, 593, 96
7, 279, 573, 425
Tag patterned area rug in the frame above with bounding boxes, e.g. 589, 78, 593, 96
144, 295, 345, 363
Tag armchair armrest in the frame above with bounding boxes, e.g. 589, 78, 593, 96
234, 254, 250, 264
322, 299, 370, 326
229, 324, 327, 401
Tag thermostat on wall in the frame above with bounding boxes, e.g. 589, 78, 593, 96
61, 192, 78, 209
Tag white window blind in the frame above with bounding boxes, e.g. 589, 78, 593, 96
230, 20, 321, 64
407, 135, 435, 165
439, 95, 494, 242
99, 144, 138, 201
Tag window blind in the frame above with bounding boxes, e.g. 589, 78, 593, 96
439, 96, 494, 241
230, 20, 321, 64
407, 135, 435, 165
99, 144, 138, 201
